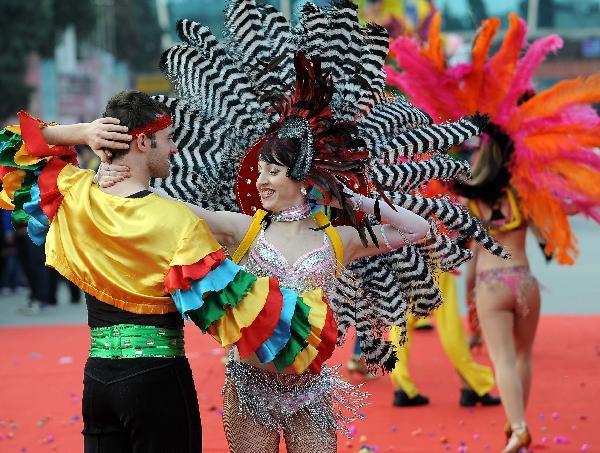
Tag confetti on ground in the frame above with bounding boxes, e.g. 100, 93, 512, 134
58, 356, 73, 365
554, 435, 570, 445
1, 319, 597, 452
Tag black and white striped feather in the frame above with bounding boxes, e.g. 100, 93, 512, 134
154, 0, 508, 372
372, 154, 471, 193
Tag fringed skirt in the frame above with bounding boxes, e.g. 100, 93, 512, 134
224, 356, 368, 436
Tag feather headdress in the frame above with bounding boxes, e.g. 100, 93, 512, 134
387, 12, 600, 264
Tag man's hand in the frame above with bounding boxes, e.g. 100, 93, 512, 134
84, 118, 132, 163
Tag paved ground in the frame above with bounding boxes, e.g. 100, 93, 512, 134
0, 216, 598, 328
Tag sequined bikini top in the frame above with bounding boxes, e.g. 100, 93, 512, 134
243, 228, 337, 293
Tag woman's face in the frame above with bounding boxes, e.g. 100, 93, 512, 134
256, 160, 306, 212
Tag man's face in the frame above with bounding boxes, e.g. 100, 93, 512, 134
147, 126, 177, 178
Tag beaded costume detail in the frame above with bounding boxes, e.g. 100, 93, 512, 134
243, 229, 336, 294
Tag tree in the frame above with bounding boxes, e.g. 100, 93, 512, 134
114, 1, 163, 72
0, 0, 96, 122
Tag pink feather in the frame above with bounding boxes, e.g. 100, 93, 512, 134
388, 37, 464, 120
496, 35, 563, 125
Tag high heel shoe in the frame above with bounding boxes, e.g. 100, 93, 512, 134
503, 421, 512, 440
501, 425, 531, 453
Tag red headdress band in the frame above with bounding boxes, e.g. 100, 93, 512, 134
129, 114, 173, 139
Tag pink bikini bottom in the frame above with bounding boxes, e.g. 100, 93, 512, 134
475, 265, 538, 317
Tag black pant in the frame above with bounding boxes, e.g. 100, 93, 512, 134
83, 357, 202, 452
49, 268, 82, 305
14, 233, 51, 303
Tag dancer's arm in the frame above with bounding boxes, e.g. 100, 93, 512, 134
41, 117, 131, 152
147, 185, 252, 250
335, 192, 430, 264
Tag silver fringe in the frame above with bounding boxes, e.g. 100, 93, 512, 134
224, 356, 368, 436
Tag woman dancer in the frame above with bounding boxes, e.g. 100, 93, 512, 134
387, 12, 600, 451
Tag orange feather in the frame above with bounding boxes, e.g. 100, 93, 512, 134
518, 74, 600, 119
481, 13, 526, 115
522, 124, 600, 155
421, 12, 445, 72
514, 179, 577, 264
459, 18, 500, 112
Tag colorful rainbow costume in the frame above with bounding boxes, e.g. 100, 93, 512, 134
0, 112, 338, 375
387, 12, 600, 264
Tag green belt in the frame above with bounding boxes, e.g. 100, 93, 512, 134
89, 324, 185, 359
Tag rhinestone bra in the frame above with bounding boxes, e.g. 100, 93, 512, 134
242, 227, 336, 293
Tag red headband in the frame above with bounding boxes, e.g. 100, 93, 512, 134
129, 114, 173, 139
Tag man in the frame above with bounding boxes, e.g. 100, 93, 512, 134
0, 90, 336, 452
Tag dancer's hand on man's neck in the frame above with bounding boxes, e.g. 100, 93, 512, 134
100, 156, 150, 197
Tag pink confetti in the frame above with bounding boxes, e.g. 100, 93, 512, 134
0, 434, 4, 440
551, 411, 560, 420
390, 425, 397, 433
580, 444, 590, 452
46, 435, 54, 443
347, 425, 357, 437
483, 444, 491, 450
540, 436, 547, 443
472, 434, 480, 440
553, 435, 570, 445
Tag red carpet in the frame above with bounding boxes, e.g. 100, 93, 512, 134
0, 316, 598, 452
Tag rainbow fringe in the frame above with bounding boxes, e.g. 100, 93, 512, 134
0, 112, 78, 244
165, 253, 338, 374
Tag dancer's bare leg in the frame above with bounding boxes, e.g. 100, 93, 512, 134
476, 286, 525, 424
514, 284, 541, 408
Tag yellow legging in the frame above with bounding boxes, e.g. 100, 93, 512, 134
389, 272, 495, 398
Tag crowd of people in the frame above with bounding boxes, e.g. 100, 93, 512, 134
0, 2, 598, 453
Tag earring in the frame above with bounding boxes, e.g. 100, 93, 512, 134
300, 186, 307, 195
